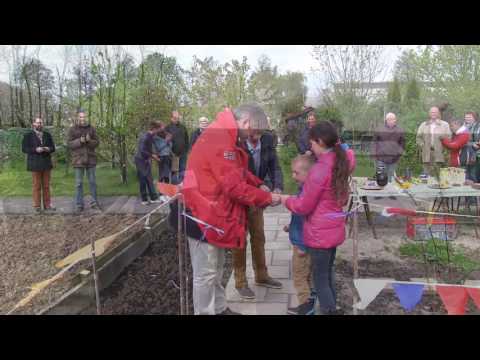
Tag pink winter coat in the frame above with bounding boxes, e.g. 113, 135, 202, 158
285, 149, 356, 249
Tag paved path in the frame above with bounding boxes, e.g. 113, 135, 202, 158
0, 196, 169, 215
225, 209, 297, 315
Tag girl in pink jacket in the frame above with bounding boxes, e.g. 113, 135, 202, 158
281, 121, 355, 315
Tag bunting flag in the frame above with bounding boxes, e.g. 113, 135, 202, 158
157, 182, 179, 197
353, 279, 389, 310
435, 286, 469, 315
392, 283, 425, 312
466, 288, 480, 309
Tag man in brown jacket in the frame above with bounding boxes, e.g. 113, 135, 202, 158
67, 109, 100, 212
416, 106, 452, 175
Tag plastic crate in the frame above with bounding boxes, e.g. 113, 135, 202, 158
406, 217, 457, 241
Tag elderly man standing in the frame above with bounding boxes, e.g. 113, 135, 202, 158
297, 111, 317, 155
464, 112, 480, 182
166, 110, 189, 184
182, 103, 281, 315
416, 106, 452, 176
67, 109, 100, 212
232, 127, 284, 299
371, 112, 405, 182
189, 116, 209, 149
21, 117, 56, 214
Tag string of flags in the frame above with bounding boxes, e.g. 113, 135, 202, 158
354, 279, 480, 314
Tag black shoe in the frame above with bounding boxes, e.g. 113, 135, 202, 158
33, 207, 42, 214
236, 286, 256, 300
287, 300, 315, 315
218, 307, 242, 315
75, 206, 84, 214
388, 196, 397, 200
90, 202, 101, 210
44, 207, 56, 214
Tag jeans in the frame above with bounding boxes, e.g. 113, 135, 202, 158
376, 160, 396, 182
188, 237, 227, 315
136, 163, 158, 202
74, 167, 98, 208
232, 207, 269, 289
307, 247, 337, 314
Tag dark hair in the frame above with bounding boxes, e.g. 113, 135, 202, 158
465, 111, 477, 120
149, 120, 164, 130
77, 108, 85, 114
309, 121, 350, 203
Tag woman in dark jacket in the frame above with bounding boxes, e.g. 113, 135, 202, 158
21, 117, 56, 213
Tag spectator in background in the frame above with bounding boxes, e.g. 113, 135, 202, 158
464, 112, 480, 181
297, 111, 317, 155
67, 109, 100, 212
440, 118, 470, 168
189, 116, 209, 149
166, 110, 189, 184
21, 117, 56, 214
371, 112, 405, 182
232, 127, 284, 300
153, 128, 173, 184
134, 121, 164, 205
416, 106, 452, 176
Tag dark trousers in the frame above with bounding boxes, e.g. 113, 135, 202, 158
136, 162, 158, 202
32, 170, 51, 209
307, 247, 337, 314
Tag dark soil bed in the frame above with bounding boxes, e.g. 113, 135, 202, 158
1, 213, 142, 315
336, 259, 480, 315
99, 229, 233, 315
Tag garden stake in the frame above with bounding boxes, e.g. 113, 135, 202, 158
183, 204, 189, 315
90, 236, 102, 315
177, 196, 186, 315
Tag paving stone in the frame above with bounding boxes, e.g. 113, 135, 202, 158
263, 291, 289, 303
271, 259, 290, 266
267, 279, 296, 295
228, 302, 288, 315
273, 250, 293, 261
288, 294, 300, 308
265, 241, 292, 250
278, 217, 291, 225
263, 216, 278, 225
276, 231, 290, 240
226, 283, 268, 302
264, 225, 283, 231
265, 230, 277, 242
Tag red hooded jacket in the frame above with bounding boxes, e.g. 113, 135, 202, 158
441, 126, 470, 167
182, 110, 272, 249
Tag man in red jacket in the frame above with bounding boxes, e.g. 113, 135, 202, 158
182, 103, 281, 315
441, 118, 470, 167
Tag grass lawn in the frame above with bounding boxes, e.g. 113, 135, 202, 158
0, 161, 145, 197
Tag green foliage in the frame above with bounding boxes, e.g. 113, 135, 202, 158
277, 143, 298, 194
399, 240, 480, 282
404, 78, 421, 109
387, 77, 402, 114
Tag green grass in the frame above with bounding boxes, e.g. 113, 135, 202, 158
0, 161, 145, 197
399, 240, 480, 279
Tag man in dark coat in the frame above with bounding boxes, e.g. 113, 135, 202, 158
67, 109, 100, 212
232, 128, 284, 299
21, 117, 56, 213
297, 111, 317, 155
189, 116, 209, 149
165, 110, 189, 184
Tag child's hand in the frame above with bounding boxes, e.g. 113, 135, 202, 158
280, 195, 289, 206
283, 225, 289, 233
296, 247, 307, 257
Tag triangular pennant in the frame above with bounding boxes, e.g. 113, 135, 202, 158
466, 288, 480, 309
392, 283, 424, 312
436, 286, 469, 315
157, 182, 179, 197
353, 279, 388, 310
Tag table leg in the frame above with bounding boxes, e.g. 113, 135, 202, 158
362, 196, 377, 239
475, 197, 479, 240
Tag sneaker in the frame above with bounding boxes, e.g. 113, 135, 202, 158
33, 207, 42, 214
236, 286, 256, 300
150, 199, 162, 204
255, 277, 283, 289
90, 202, 101, 210
218, 307, 242, 315
141, 201, 150, 206
159, 195, 170, 203
287, 300, 315, 315
388, 196, 397, 200
44, 207, 56, 213
75, 206, 84, 213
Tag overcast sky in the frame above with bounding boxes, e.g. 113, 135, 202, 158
0, 45, 417, 98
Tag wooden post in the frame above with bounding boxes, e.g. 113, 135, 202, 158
352, 182, 359, 315
90, 237, 102, 315
177, 196, 186, 315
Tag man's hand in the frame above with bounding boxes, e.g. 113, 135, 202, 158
260, 184, 271, 192
80, 135, 86, 144
42, 147, 50, 153
270, 193, 281, 206
305, 150, 313, 156
152, 154, 160, 162
283, 225, 289, 233
165, 133, 173, 142
474, 143, 480, 150
86, 133, 91, 142
36, 147, 44, 153
273, 188, 282, 194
